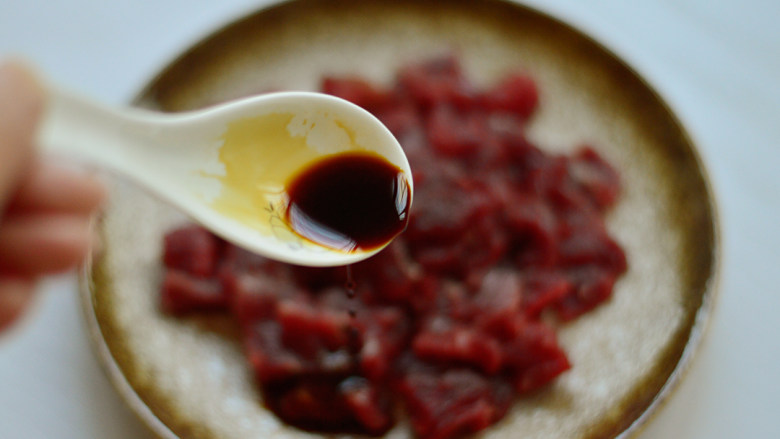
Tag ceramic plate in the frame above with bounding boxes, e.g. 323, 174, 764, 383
81, 1, 719, 438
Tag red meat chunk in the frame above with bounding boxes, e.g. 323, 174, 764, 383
557, 223, 627, 272
358, 306, 410, 380
512, 354, 572, 394
245, 320, 310, 382
413, 321, 504, 374
265, 378, 352, 431
220, 264, 304, 325
406, 170, 507, 278
555, 266, 620, 320
481, 73, 539, 120
568, 146, 621, 211
493, 114, 541, 165
499, 317, 571, 393
277, 300, 350, 354
340, 377, 394, 434
426, 105, 489, 158
521, 271, 572, 319
504, 194, 559, 267
531, 155, 588, 210
352, 242, 420, 304
397, 56, 476, 109
162, 225, 220, 277
160, 270, 226, 315
412, 212, 507, 279
263, 376, 393, 435
244, 307, 355, 384
398, 366, 512, 439
406, 167, 494, 242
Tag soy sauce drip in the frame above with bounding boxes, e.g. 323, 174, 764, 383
345, 264, 361, 364
345, 264, 357, 316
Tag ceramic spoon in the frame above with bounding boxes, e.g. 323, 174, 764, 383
36, 87, 412, 267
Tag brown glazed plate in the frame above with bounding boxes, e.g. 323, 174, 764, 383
80, 0, 720, 438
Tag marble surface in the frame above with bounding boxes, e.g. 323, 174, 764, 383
0, 0, 777, 438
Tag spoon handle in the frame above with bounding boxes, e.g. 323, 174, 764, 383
36, 86, 155, 171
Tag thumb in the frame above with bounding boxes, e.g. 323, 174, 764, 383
0, 61, 44, 215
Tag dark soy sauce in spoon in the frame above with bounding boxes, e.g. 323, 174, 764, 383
284, 152, 411, 253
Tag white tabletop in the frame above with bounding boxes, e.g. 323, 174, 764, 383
1, 1, 778, 438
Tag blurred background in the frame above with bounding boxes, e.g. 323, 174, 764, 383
0, 0, 777, 438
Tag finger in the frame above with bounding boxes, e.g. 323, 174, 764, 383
0, 213, 94, 276
6, 159, 107, 214
0, 277, 36, 333
0, 61, 43, 211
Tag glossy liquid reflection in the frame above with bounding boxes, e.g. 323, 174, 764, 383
285, 152, 411, 252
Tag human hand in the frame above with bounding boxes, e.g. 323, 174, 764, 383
0, 61, 106, 332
